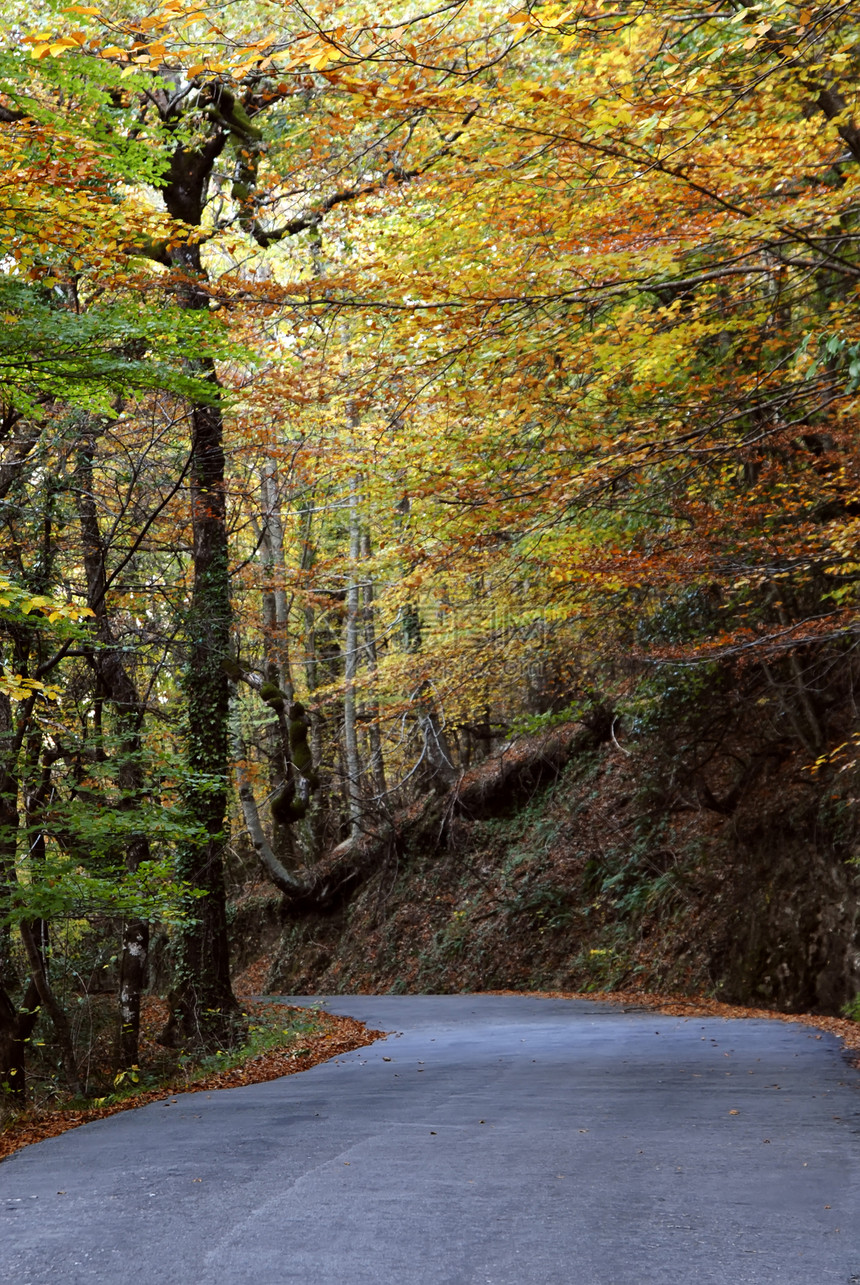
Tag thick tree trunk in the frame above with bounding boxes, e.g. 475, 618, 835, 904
174, 385, 240, 1046
155, 138, 240, 1047
0, 974, 48, 1103
117, 916, 148, 1068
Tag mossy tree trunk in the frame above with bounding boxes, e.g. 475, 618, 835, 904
156, 136, 240, 1046
174, 381, 240, 1046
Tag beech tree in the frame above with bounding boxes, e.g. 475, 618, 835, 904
3, 0, 860, 1099
0, 40, 230, 1089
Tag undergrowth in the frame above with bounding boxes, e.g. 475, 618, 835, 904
2, 998, 323, 1126
1, 1002, 379, 1162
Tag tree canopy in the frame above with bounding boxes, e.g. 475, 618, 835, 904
1, 0, 859, 1100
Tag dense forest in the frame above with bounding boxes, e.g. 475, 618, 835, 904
1, 0, 860, 1108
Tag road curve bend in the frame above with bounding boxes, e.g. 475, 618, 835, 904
1, 994, 858, 1284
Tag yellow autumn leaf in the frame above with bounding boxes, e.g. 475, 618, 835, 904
308, 48, 337, 70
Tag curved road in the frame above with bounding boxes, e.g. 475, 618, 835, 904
1, 995, 859, 1283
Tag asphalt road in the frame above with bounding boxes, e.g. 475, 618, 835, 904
1, 995, 859, 1284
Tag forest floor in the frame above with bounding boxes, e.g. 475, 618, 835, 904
252, 723, 860, 1019
0, 995, 382, 1165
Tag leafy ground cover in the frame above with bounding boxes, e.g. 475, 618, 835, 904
257, 721, 860, 1019
0, 997, 381, 1165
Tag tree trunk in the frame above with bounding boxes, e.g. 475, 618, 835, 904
0, 984, 26, 1100
258, 461, 297, 866
343, 475, 364, 837
157, 139, 240, 1048
0, 692, 27, 1101
260, 460, 293, 699
174, 383, 240, 1046
0, 693, 19, 996
359, 528, 388, 803
418, 692, 458, 791
298, 501, 324, 770
77, 436, 151, 1069
19, 918, 81, 1095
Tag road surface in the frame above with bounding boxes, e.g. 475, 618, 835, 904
1, 994, 858, 1283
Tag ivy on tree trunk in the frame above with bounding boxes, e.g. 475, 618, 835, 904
174, 381, 240, 1046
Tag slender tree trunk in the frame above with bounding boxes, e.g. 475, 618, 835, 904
260, 460, 293, 699
0, 693, 25, 1099
359, 528, 388, 803
77, 437, 151, 1069
343, 475, 364, 837
0, 693, 18, 997
298, 501, 324, 769
0, 681, 46, 1101
19, 918, 81, 1095
418, 690, 458, 790
258, 463, 309, 867
20, 749, 83, 1092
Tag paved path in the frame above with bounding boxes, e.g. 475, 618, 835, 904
0, 995, 859, 1284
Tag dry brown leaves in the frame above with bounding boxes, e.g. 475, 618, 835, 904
0, 1007, 382, 1166
233, 952, 274, 997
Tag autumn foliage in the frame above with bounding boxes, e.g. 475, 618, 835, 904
1, 0, 859, 1104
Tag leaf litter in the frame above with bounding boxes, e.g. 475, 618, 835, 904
0, 999, 382, 1165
